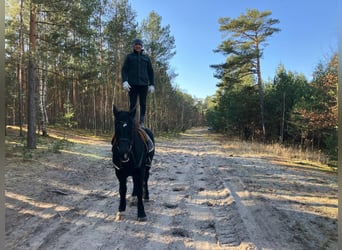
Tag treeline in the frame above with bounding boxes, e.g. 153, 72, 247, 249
5, 2, 337, 161
205, 8, 337, 161
206, 55, 337, 150
5, 0, 204, 143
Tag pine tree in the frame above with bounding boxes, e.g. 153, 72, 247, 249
212, 9, 280, 140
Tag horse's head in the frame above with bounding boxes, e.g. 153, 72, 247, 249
113, 106, 135, 163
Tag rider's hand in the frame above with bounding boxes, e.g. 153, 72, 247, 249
123, 81, 131, 92
148, 85, 155, 94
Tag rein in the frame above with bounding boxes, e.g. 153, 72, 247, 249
115, 138, 133, 152
113, 129, 144, 170
130, 142, 144, 170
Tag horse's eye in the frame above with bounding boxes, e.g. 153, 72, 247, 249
123, 123, 127, 127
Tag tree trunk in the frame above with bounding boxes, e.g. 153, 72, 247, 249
280, 92, 286, 143
256, 54, 266, 141
18, 0, 24, 136
39, 68, 48, 136
27, 4, 37, 149
27, 60, 37, 148
93, 80, 97, 135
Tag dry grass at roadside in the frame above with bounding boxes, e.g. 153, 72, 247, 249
5, 125, 335, 173
5, 125, 110, 160
211, 133, 336, 173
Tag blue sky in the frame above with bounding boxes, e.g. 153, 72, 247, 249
131, 0, 338, 99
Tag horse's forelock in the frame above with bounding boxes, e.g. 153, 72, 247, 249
114, 112, 136, 136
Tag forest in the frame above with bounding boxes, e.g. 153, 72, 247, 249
5, 0, 338, 163
206, 9, 338, 164
5, 0, 204, 139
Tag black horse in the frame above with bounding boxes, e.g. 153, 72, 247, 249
111, 106, 154, 221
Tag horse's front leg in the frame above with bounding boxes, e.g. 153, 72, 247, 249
118, 177, 127, 212
115, 175, 127, 221
133, 175, 146, 221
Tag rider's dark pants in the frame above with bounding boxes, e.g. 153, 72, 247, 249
129, 85, 148, 123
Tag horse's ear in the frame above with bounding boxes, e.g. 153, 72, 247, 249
113, 105, 119, 116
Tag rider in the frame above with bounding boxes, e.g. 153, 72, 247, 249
121, 38, 155, 128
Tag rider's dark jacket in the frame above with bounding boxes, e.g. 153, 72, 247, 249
121, 50, 154, 87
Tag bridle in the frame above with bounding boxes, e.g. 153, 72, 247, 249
112, 107, 146, 170
113, 122, 145, 170
115, 138, 133, 163
113, 120, 134, 165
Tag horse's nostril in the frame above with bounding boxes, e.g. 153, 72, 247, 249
120, 153, 129, 163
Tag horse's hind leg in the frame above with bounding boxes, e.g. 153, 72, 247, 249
143, 166, 150, 201
131, 179, 138, 205
133, 175, 146, 221
132, 166, 149, 200
132, 177, 137, 197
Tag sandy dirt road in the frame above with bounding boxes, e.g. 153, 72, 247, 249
5, 127, 337, 249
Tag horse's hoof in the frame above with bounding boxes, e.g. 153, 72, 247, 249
115, 211, 125, 221
137, 216, 147, 222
